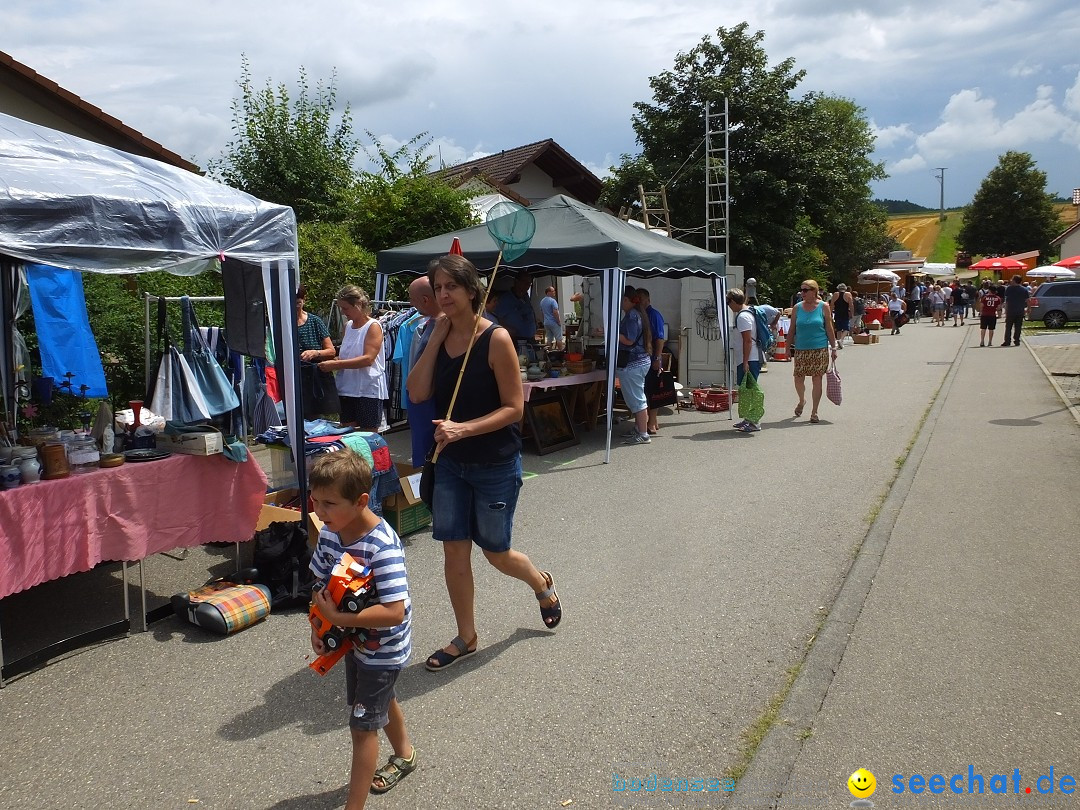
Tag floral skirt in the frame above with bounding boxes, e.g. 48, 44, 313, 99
793, 347, 830, 377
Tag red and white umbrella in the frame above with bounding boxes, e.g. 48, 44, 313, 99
968, 257, 1027, 272
1053, 255, 1080, 270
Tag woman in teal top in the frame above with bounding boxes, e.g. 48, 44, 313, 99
785, 279, 838, 424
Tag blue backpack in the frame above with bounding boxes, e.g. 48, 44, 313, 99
749, 306, 776, 355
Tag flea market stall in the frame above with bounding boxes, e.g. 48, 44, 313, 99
375, 195, 729, 461
0, 111, 304, 681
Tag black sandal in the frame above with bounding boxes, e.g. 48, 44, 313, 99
371, 747, 417, 794
425, 635, 476, 672
536, 571, 562, 629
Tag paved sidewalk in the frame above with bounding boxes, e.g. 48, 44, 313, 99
1027, 332, 1080, 407
733, 332, 1080, 808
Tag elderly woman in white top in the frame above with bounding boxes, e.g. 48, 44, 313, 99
319, 285, 387, 430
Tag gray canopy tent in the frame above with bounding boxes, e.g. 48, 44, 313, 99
0, 111, 306, 477
375, 194, 729, 461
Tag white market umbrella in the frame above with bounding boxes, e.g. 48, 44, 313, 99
1027, 266, 1076, 279
858, 269, 901, 298
920, 263, 956, 277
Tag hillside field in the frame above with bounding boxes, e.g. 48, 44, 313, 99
887, 203, 1076, 260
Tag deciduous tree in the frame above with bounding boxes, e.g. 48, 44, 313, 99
600, 23, 887, 300
957, 151, 1061, 258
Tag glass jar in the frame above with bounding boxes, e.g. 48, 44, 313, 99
27, 426, 60, 448
67, 436, 100, 474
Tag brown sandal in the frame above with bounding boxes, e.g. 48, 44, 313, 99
810, 414, 820, 424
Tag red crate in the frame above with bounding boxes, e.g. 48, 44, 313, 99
692, 388, 735, 412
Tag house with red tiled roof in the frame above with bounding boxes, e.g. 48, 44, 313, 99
0, 49, 199, 173
435, 139, 602, 205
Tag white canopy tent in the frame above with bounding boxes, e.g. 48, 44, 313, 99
0, 111, 306, 484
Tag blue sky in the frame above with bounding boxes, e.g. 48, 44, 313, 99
6, 0, 1080, 213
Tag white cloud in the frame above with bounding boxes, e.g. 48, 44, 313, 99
1008, 61, 1042, 79
888, 154, 928, 175
871, 122, 916, 149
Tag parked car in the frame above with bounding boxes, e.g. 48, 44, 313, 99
1028, 281, 1080, 328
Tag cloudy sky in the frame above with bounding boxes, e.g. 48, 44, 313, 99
6, 0, 1080, 211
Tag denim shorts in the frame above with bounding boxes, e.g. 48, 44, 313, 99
616, 360, 650, 414
432, 455, 522, 553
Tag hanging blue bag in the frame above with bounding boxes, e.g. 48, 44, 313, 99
182, 296, 240, 417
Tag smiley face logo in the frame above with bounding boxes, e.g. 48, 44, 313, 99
847, 768, 876, 798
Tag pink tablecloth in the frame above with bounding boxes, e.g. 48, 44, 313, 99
0, 454, 268, 600
521, 369, 607, 402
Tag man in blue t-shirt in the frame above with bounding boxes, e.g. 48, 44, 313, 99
540, 286, 562, 348
1001, 274, 1030, 347
405, 276, 441, 467
494, 272, 537, 343
637, 288, 666, 435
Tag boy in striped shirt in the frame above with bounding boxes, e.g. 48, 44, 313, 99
309, 451, 415, 808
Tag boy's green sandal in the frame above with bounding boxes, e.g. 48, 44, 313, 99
371, 748, 417, 794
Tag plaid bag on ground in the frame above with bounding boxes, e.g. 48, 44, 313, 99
171, 580, 271, 635
826, 361, 842, 406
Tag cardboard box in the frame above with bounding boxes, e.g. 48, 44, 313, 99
156, 430, 224, 456
256, 487, 323, 541
383, 501, 432, 537
382, 462, 431, 536
852, 334, 879, 345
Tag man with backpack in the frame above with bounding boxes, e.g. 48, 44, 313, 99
728, 288, 767, 433
747, 297, 779, 371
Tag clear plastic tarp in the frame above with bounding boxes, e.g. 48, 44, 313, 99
0, 111, 297, 275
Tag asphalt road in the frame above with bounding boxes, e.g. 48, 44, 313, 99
0, 319, 1067, 810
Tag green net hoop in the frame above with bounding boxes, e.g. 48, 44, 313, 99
485, 202, 536, 262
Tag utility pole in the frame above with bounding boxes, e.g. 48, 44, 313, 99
935, 168, 947, 222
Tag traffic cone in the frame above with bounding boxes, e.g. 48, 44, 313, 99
773, 326, 790, 361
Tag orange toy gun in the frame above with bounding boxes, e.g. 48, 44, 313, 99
308, 552, 378, 676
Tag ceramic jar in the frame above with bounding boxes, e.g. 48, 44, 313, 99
18, 454, 41, 484
1, 464, 21, 490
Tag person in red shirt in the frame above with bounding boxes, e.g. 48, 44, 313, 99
977, 280, 1003, 347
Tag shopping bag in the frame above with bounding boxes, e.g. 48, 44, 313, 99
737, 373, 765, 424
646, 369, 678, 408
300, 363, 340, 419
149, 345, 212, 423
182, 297, 240, 417
826, 361, 842, 406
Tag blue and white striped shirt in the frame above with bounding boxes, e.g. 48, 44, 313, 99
309, 519, 412, 669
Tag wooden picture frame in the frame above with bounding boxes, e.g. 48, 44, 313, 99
524, 392, 579, 455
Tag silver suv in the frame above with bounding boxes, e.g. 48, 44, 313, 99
1028, 280, 1080, 328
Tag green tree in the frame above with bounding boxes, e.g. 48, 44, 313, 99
351, 133, 476, 254
208, 56, 359, 223
297, 220, 375, 320
957, 151, 1061, 258
601, 23, 887, 299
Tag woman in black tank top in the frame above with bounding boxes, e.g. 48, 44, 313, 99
406, 255, 563, 671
